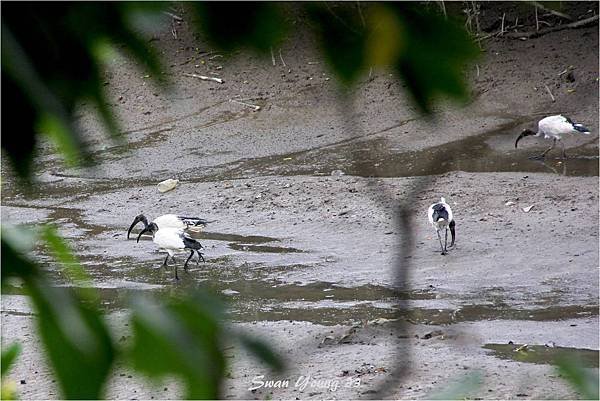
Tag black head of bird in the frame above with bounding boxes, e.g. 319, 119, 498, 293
515, 129, 537, 148
136, 222, 158, 243
127, 214, 149, 239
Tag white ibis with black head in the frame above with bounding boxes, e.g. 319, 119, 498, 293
515, 115, 590, 159
127, 214, 212, 239
136, 222, 205, 280
428, 197, 455, 255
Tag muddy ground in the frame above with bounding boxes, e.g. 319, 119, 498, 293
2, 3, 599, 400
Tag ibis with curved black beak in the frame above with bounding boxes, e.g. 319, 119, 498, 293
137, 222, 205, 280
515, 115, 590, 159
127, 214, 212, 239
428, 197, 455, 255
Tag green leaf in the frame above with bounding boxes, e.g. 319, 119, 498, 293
365, 5, 404, 68
2, 224, 114, 399
1, 343, 22, 377
237, 333, 285, 372
40, 224, 92, 289
1, 2, 167, 181
37, 113, 83, 168
390, 4, 480, 113
26, 279, 115, 399
1, 225, 38, 281
556, 356, 599, 400
129, 294, 226, 399
308, 4, 368, 86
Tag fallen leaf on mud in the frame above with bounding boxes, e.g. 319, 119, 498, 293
522, 205, 534, 213
157, 178, 178, 193
505, 201, 516, 206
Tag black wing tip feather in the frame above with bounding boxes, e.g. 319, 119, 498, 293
573, 124, 590, 133
182, 236, 202, 250
564, 116, 590, 133
178, 216, 213, 226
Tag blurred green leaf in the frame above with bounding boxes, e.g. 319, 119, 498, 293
129, 294, 226, 399
26, 279, 115, 399
308, 3, 367, 86
189, 2, 287, 53
40, 224, 91, 289
556, 356, 599, 400
0, 380, 18, 401
428, 371, 483, 400
365, 5, 404, 68
2, 224, 114, 399
1, 343, 21, 377
237, 333, 285, 372
1, 2, 168, 181
1, 225, 38, 281
391, 4, 480, 113
37, 113, 82, 168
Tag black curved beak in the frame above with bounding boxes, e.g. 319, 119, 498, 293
515, 131, 534, 148
515, 133, 525, 148
136, 227, 149, 243
127, 217, 141, 240
449, 220, 456, 247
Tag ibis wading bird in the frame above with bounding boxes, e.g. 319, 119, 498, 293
428, 197, 455, 255
137, 223, 205, 280
515, 115, 590, 159
127, 214, 211, 239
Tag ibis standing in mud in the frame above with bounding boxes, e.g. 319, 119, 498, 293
515, 115, 590, 159
127, 214, 211, 239
428, 197, 456, 255
137, 222, 205, 281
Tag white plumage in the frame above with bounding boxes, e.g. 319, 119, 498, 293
127, 213, 211, 239
136, 222, 205, 280
427, 197, 456, 255
515, 115, 590, 159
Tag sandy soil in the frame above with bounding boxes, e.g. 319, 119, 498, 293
1, 3, 598, 400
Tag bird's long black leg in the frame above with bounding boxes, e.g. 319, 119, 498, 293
197, 250, 205, 264
163, 254, 170, 269
436, 231, 445, 255
444, 228, 448, 254
540, 138, 556, 158
184, 250, 194, 271
174, 264, 179, 281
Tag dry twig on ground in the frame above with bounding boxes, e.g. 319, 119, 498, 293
506, 15, 599, 39
183, 73, 223, 83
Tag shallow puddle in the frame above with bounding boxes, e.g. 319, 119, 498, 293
483, 343, 599, 368
227, 243, 304, 253
208, 120, 598, 180
191, 231, 279, 244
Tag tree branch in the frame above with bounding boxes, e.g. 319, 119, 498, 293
506, 15, 598, 39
